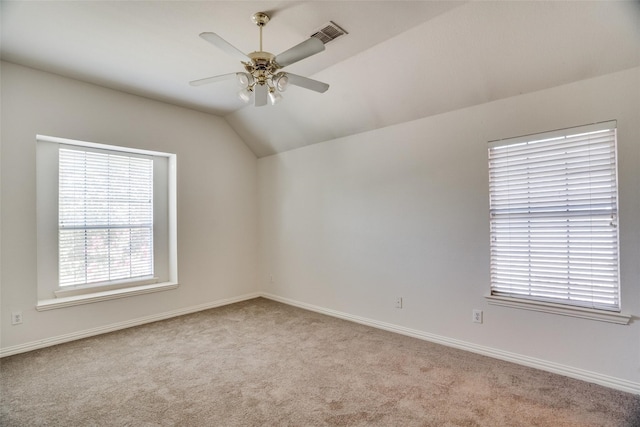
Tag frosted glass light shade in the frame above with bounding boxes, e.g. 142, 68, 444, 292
236, 73, 253, 87
268, 90, 283, 105
274, 74, 289, 92
238, 88, 252, 103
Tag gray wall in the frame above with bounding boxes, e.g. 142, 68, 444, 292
1, 62, 259, 351
258, 68, 640, 390
2, 60, 639, 393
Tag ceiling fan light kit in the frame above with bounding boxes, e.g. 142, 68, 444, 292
191, 12, 330, 107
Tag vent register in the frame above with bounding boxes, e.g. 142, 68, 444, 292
310, 21, 348, 44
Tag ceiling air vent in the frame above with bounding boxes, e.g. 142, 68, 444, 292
310, 21, 348, 44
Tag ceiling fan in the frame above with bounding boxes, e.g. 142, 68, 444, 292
190, 12, 329, 107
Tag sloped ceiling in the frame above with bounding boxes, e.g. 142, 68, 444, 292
2, 1, 639, 158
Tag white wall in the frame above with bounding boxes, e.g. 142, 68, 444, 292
258, 68, 640, 390
1, 62, 259, 351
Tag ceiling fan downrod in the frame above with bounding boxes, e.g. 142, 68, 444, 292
251, 12, 269, 52
244, 12, 281, 99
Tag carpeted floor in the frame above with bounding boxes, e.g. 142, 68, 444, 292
1, 297, 639, 426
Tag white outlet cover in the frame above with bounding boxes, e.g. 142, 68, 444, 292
11, 311, 23, 325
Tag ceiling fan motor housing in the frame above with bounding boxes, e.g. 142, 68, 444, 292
244, 52, 279, 87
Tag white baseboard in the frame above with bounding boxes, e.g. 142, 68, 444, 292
0, 292, 261, 358
3, 290, 638, 395
261, 293, 640, 395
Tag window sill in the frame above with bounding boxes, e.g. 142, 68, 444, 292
54, 277, 160, 298
485, 295, 632, 325
36, 282, 179, 311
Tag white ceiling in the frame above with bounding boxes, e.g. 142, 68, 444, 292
2, 1, 639, 157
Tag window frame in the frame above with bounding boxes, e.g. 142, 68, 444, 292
485, 121, 630, 324
36, 135, 178, 309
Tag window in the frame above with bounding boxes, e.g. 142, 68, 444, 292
487, 121, 621, 314
58, 148, 154, 287
37, 135, 177, 308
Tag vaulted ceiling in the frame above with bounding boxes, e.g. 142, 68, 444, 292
2, 1, 639, 157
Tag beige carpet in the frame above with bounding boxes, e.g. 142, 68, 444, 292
1, 298, 639, 426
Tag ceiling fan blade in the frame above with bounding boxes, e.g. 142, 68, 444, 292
285, 73, 329, 93
254, 84, 268, 107
189, 73, 239, 87
199, 32, 250, 62
275, 37, 325, 68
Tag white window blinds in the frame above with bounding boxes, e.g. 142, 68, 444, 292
59, 148, 154, 287
488, 121, 620, 311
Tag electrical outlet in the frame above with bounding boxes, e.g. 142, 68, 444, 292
11, 311, 23, 325
472, 309, 483, 324
395, 297, 403, 309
